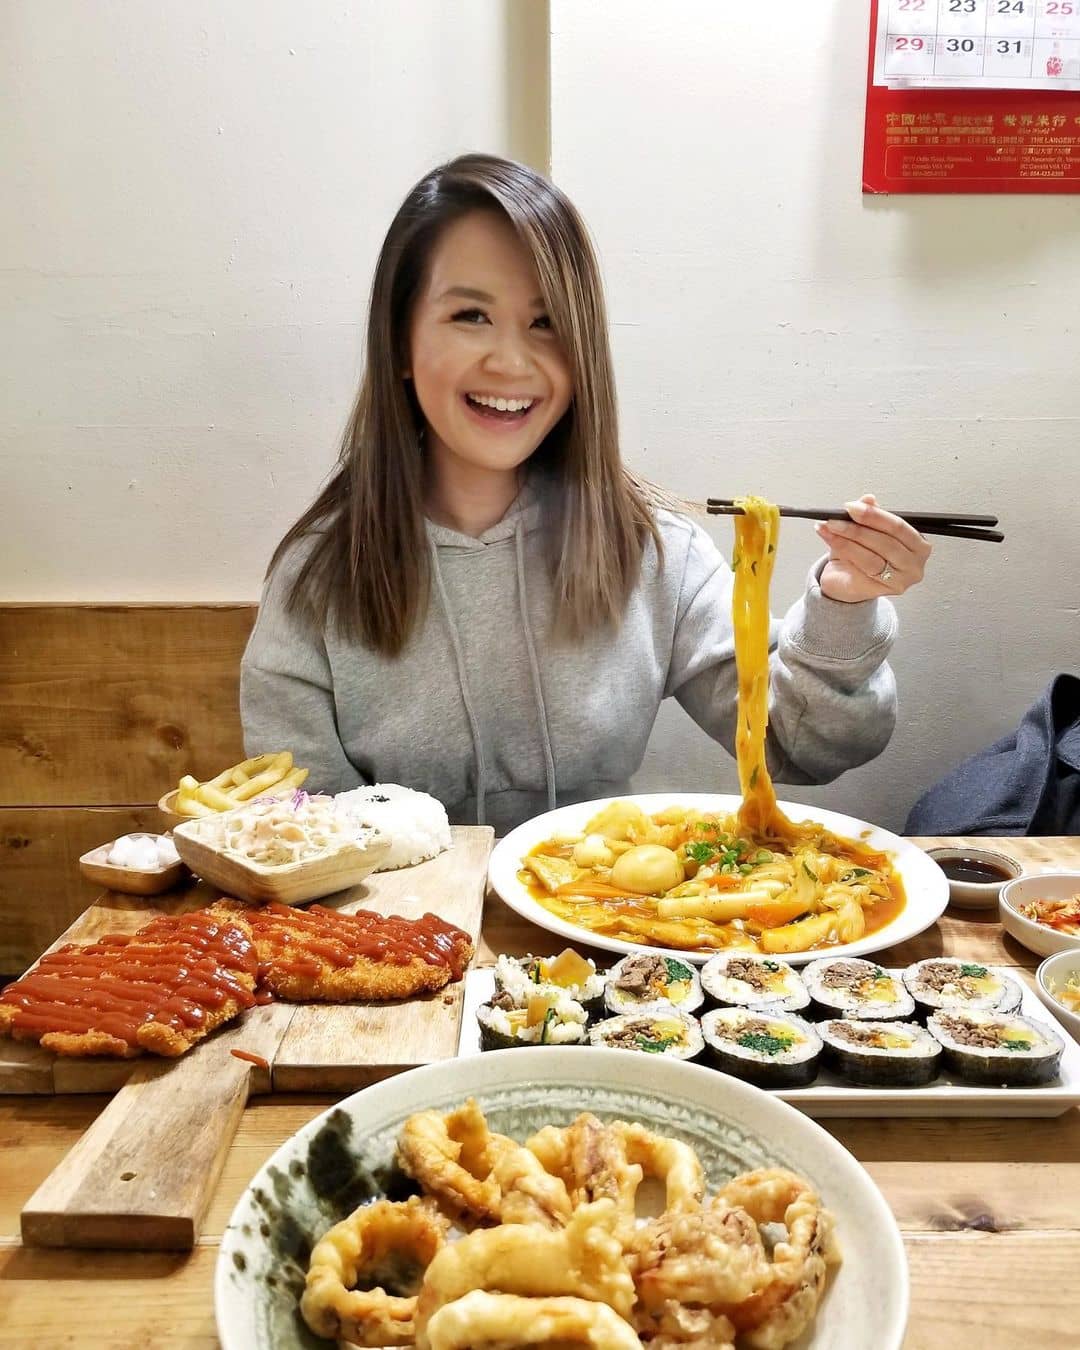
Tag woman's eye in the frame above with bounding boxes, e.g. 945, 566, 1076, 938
531, 314, 553, 331
451, 308, 488, 324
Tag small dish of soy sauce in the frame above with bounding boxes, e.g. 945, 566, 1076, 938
925, 846, 1023, 911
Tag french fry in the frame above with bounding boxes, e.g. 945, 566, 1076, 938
205, 753, 281, 791
228, 751, 293, 802
175, 775, 215, 818
195, 780, 247, 812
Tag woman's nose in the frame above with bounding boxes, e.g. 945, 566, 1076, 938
482, 328, 531, 374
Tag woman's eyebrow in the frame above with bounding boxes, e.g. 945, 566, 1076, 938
438, 285, 546, 306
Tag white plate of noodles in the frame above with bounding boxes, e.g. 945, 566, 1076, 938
488, 792, 949, 966
216, 1047, 908, 1349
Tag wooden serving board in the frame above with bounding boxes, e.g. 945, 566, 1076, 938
12, 826, 492, 1248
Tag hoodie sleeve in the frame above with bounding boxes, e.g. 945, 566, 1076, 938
239, 543, 364, 795
665, 519, 899, 784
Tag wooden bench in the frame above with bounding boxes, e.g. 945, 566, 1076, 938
0, 603, 256, 975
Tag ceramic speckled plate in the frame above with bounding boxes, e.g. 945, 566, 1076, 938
488, 792, 949, 965
215, 1048, 908, 1350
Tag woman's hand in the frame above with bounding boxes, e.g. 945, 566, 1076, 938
815, 494, 931, 603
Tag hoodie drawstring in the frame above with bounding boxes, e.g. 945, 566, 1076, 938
429, 538, 490, 826
515, 520, 558, 814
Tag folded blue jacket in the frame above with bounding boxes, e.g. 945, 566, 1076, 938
905, 673, 1080, 836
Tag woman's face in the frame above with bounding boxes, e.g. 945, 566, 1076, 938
407, 209, 573, 480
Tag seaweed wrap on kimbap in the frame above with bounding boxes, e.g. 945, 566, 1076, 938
699, 952, 810, 1013
803, 957, 914, 1021
700, 1006, 821, 1088
902, 959, 1023, 1019
927, 1010, 1064, 1086
589, 1008, 704, 1061
818, 1019, 942, 1087
604, 953, 704, 1016
477, 985, 588, 1049
494, 948, 606, 1020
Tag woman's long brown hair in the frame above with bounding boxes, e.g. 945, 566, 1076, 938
269, 153, 661, 656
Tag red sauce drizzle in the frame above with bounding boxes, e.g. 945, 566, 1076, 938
246, 903, 472, 982
0, 912, 258, 1046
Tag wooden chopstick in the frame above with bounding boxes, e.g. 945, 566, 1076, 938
704, 501, 1003, 542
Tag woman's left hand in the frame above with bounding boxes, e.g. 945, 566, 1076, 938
815, 494, 931, 603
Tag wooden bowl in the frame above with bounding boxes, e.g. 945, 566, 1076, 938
171, 820, 392, 906
157, 789, 193, 827
79, 838, 190, 896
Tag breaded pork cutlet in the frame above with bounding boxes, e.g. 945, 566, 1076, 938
209, 899, 474, 1002
0, 911, 258, 1058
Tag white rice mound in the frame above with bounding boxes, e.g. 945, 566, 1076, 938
335, 783, 452, 870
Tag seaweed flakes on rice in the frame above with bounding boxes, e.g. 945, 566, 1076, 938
477, 985, 588, 1049
603, 952, 704, 1016
494, 949, 606, 1020
699, 952, 810, 1013
803, 957, 915, 1022
927, 1009, 1065, 1086
700, 1006, 822, 1089
334, 783, 451, 870
588, 1008, 704, 1061
818, 1020, 942, 1088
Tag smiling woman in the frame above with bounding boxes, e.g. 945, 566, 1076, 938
240, 153, 922, 834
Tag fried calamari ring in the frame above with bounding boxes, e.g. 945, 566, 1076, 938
628, 1197, 771, 1314
422, 1291, 644, 1350
490, 1137, 573, 1229
526, 1113, 642, 1232
396, 1098, 517, 1224
613, 1120, 705, 1215
415, 1199, 637, 1337
300, 1196, 448, 1348
715, 1168, 841, 1350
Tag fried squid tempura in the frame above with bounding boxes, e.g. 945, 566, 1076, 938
422, 1290, 643, 1349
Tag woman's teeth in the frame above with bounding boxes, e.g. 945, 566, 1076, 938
466, 394, 535, 414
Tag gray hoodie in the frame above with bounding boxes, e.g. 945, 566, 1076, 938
240, 489, 898, 835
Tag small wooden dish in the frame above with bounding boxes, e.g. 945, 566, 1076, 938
171, 820, 392, 906
79, 838, 190, 897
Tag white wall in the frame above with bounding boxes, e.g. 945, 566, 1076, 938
6, 0, 1079, 830
2, 0, 547, 595
551, 0, 1080, 829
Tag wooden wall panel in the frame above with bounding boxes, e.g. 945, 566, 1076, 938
1, 807, 175, 975
0, 604, 254, 806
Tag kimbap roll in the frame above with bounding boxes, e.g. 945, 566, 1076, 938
700, 1006, 821, 1088
477, 986, 588, 1049
803, 958, 914, 1021
699, 953, 810, 1013
604, 953, 704, 1016
927, 1010, 1064, 1086
902, 959, 1023, 1019
589, 1009, 704, 1061
818, 1019, 941, 1087
494, 949, 606, 1020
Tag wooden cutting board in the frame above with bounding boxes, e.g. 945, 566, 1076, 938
12, 826, 492, 1249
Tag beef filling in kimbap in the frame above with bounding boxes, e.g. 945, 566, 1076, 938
818, 1019, 941, 1087
589, 1009, 704, 1061
699, 953, 810, 1013
604, 953, 704, 1015
803, 958, 915, 1021
700, 1006, 821, 1088
927, 1010, 1064, 1086
477, 987, 587, 1049
902, 959, 1023, 1019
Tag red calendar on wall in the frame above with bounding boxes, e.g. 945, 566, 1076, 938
864, 0, 1080, 191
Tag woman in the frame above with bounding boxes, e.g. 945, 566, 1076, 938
241, 154, 930, 834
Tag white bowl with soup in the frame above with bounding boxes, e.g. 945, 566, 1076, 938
924, 846, 1022, 911
1000, 872, 1080, 958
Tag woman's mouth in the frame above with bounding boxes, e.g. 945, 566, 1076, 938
463, 392, 538, 425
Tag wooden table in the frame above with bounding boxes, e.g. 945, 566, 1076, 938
2, 835, 1078, 1349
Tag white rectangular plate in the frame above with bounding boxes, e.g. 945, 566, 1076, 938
458, 967, 1080, 1118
